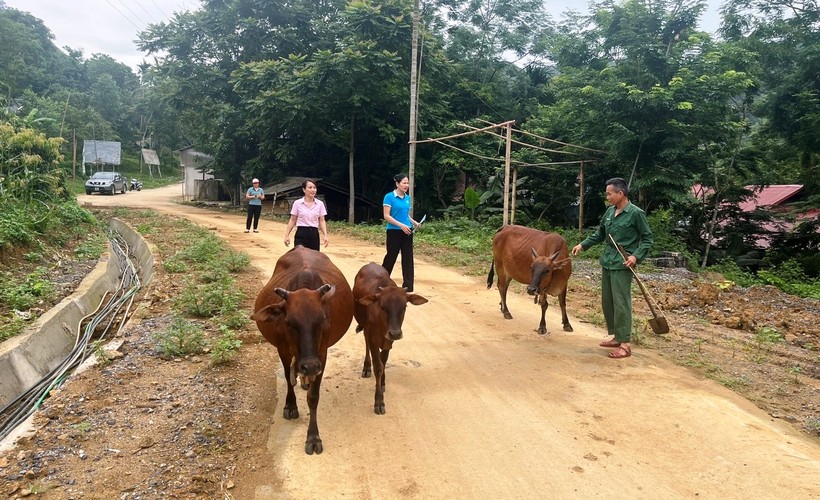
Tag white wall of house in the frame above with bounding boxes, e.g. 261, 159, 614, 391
178, 148, 214, 201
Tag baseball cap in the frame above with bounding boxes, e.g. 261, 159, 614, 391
252, 178, 259, 183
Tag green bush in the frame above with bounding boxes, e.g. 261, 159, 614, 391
176, 278, 243, 318
163, 255, 188, 273
201, 263, 230, 283
154, 315, 205, 357
75, 234, 106, 260
712, 258, 760, 288
179, 232, 221, 263
758, 260, 820, 299
210, 325, 242, 365
218, 309, 249, 330
0, 313, 26, 342
221, 249, 251, 273
0, 267, 54, 310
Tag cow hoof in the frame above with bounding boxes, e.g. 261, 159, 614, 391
305, 437, 323, 455
361, 369, 371, 378
283, 407, 299, 419
503, 312, 513, 320
300, 377, 310, 390
563, 325, 574, 332
374, 404, 386, 415
537, 329, 549, 336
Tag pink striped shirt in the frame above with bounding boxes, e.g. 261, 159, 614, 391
290, 197, 327, 228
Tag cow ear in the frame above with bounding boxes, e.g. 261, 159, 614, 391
552, 256, 571, 269
318, 283, 335, 300
250, 302, 285, 322
407, 294, 428, 306
358, 294, 379, 306
531, 247, 539, 260
274, 287, 289, 300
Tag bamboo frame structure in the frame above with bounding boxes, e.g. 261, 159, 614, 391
409, 120, 605, 228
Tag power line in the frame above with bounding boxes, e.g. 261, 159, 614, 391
132, 0, 160, 24
148, 0, 169, 18
102, 0, 142, 30
114, 0, 148, 26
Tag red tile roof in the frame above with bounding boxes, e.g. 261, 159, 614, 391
738, 185, 803, 212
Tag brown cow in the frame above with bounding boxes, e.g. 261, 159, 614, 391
353, 263, 427, 415
251, 246, 353, 455
486, 225, 573, 335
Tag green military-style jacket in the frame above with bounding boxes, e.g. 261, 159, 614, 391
580, 202, 653, 270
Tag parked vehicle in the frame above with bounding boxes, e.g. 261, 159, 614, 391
130, 178, 143, 191
85, 171, 127, 195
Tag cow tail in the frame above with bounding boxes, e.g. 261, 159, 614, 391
487, 260, 495, 290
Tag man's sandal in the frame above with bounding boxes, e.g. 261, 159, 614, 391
608, 345, 631, 359
599, 339, 621, 348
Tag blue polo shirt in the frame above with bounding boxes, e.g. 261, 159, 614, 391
383, 190, 411, 230
247, 187, 264, 206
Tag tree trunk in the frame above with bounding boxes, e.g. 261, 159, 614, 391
627, 136, 644, 191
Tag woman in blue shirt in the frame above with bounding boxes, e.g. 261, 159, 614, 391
245, 178, 265, 233
381, 174, 421, 292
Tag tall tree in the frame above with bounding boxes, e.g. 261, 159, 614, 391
234, 0, 411, 222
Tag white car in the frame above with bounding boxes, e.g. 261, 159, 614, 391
85, 171, 127, 195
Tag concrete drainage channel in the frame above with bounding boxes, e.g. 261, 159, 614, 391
0, 218, 154, 445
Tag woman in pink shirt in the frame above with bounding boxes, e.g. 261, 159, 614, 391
284, 179, 328, 251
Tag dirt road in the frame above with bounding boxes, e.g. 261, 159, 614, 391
79, 185, 820, 499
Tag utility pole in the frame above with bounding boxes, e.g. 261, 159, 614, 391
408, 0, 420, 216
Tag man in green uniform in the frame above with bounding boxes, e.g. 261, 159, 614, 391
572, 177, 653, 359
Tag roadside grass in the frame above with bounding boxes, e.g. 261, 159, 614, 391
0, 199, 101, 343
112, 210, 251, 365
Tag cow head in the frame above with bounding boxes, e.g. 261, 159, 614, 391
358, 286, 428, 341
250, 284, 335, 381
527, 249, 569, 295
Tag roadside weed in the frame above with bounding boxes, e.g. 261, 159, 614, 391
155, 315, 204, 357
210, 325, 242, 366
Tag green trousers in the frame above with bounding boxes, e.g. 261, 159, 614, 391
601, 268, 633, 343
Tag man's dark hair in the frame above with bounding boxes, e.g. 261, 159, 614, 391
301, 178, 317, 189
606, 177, 629, 196
394, 173, 408, 183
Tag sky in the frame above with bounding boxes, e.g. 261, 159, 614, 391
4, 0, 723, 73
4, 0, 201, 71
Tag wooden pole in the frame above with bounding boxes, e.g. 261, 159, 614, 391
408, 0, 419, 218
348, 113, 356, 224
72, 130, 77, 180
502, 122, 512, 226
511, 166, 518, 225
410, 120, 515, 144
578, 160, 585, 235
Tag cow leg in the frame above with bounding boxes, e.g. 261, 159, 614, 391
280, 354, 299, 420
497, 273, 513, 319
537, 293, 549, 335
371, 344, 386, 415
379, 349, 390, 394
361, 335, 372, 378
559, 288, 573, 332
304, 372, 324, 455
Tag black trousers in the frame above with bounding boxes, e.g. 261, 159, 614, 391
294, 226, 320, 251
382, 229, 414, 291
246, 204, 262, 230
